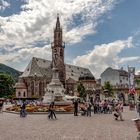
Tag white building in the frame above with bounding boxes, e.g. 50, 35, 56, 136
101, 67, 129, 88
100, 67, 130, 102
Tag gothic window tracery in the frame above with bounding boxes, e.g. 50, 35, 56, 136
39, 82, 42, 96
31, 81, 34, 95
60, 49, 63, 57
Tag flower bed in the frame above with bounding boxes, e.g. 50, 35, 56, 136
6, 104, 74, 113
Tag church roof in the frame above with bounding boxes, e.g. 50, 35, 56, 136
20, 57, 94, 81
66, 64, 93, 81
20, 57, 52, 78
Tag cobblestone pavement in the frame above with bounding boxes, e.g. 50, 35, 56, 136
0, 107, 138, 140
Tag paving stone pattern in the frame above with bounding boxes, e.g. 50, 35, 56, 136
0, 107, 138, 140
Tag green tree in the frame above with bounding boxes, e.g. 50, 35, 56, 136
77, 82, 86, 97
136, 79, 140, 87
103, 81, 113, 97
0, 72, 15, 98
136, 79, 140, 99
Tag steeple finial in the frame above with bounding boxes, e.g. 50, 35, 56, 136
56, 13, 60, 29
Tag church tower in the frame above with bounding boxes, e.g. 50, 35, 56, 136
51, 14, 65, 86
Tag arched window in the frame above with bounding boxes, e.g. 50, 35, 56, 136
18, 92, 21, 97
23, 91, 26, 97
31, 81, 34, 95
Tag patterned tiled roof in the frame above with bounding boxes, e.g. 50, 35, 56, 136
20, 57, 51, 78
20, 57, 94, 81
66, 64, 93, 81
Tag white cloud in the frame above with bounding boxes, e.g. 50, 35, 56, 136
65, 24, 95, 44
0, 0, 118, 70
118, 56, 140, 64
0, 45, 51, 63
73, 37, 139, 78
0, 0, 10, 10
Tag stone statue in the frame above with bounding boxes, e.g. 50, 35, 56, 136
53, 52, 57, 68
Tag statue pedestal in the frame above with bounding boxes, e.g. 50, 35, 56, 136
43, 68, 72, 105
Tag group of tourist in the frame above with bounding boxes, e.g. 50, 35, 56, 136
73, 98, 124, 121
18, 98, 140, 121
19, 97, 140, 121
4, 97, 140, 121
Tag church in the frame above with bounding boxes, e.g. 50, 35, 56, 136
15, 15, 95, 99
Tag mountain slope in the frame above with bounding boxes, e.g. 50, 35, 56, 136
0, 63, 22, 81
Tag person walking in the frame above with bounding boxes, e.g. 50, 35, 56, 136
48, 102, 57, 119
114, 102, 124, 121
73, 99, 78, 116
20, 101, 27, 117
86, 101, 92, 117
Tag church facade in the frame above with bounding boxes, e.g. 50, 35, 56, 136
15, 15, 94, 99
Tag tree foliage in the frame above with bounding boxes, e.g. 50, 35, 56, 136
0, 72, 15, 98
136, 79, 140, 86
103, 81, 113, 97
77, 82, 86, 97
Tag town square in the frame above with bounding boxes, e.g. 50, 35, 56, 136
0, 0, 140, 140
0, 107, 138, 140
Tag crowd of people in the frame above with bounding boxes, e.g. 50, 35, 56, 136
3, 97, 140, 121
73, 98, 124, 121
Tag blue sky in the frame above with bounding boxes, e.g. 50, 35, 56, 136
0, 0, 140, 78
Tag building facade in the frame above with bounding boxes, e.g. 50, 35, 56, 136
101, 67, 128, 101
78, 75, 101, 102
101, 67, 129, 87
100, 67, 140, 102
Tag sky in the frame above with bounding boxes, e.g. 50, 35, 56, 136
0, 0, 140, 78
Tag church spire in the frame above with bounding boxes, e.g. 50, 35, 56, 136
51, 14, 66, 87
54, 14, 62, 46
56, 13, 60, 30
